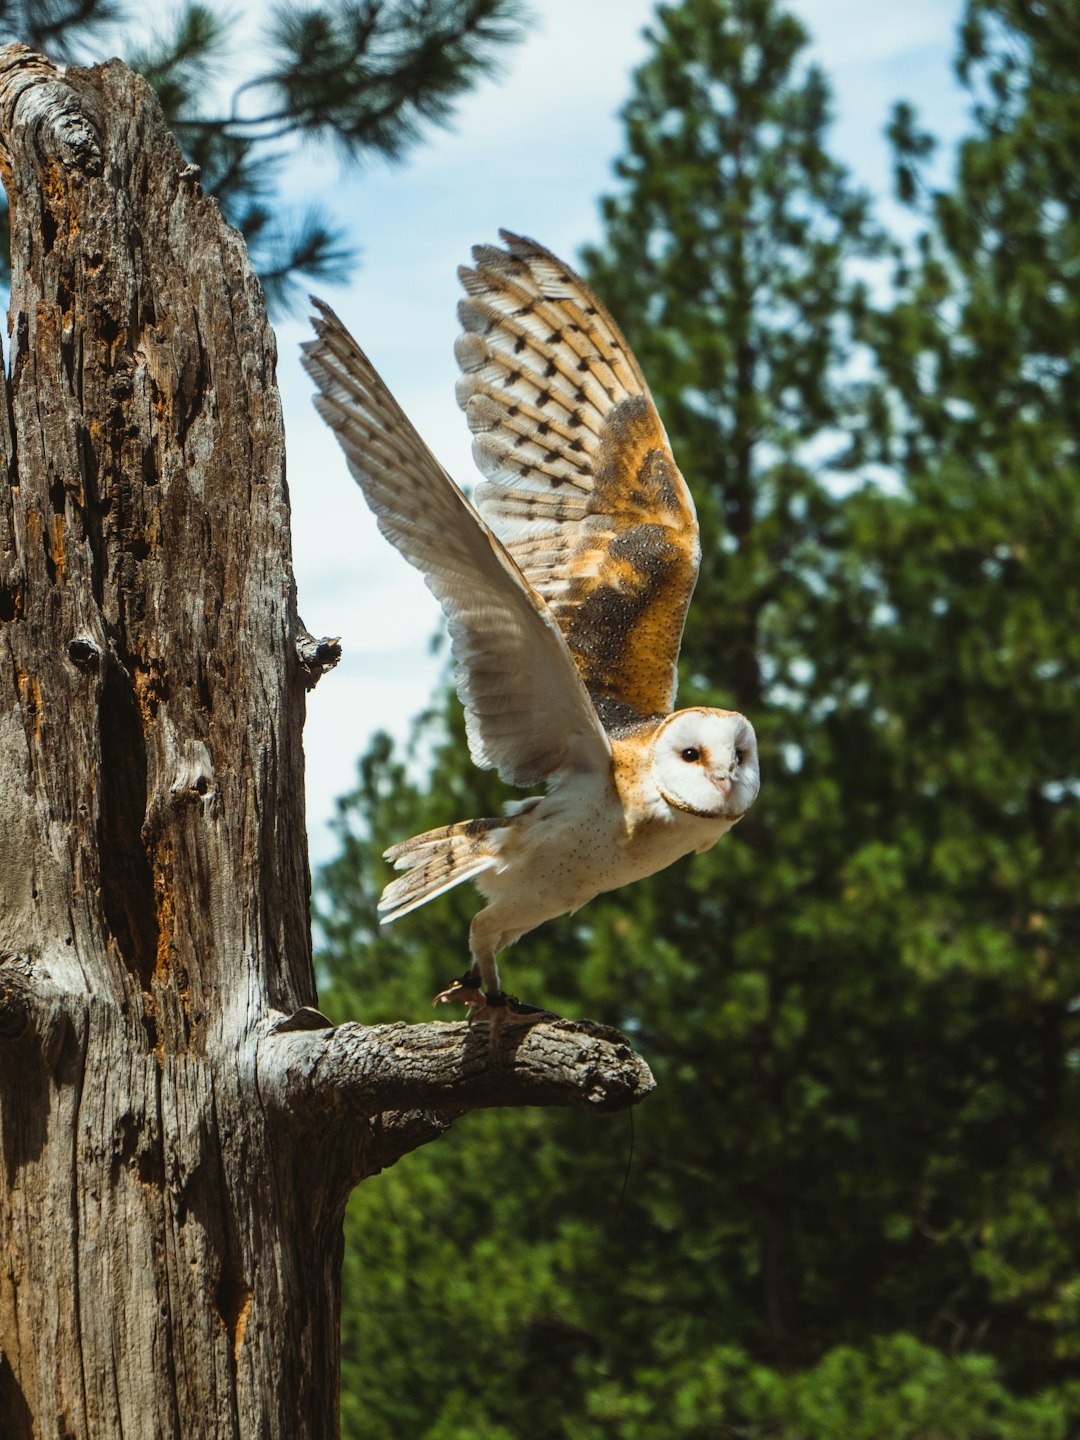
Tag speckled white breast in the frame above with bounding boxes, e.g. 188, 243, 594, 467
474, 766, 732, 943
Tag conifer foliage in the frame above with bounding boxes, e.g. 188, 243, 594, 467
273, 0, 1080, 1433
0, 0, 528, 308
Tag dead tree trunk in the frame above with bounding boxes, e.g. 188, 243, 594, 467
0, 47, 653, 1440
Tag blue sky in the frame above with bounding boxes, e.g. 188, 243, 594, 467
268, 0, 969, 866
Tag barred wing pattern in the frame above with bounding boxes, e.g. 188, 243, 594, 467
455, 231, 700, 725
303, 301, 611, 788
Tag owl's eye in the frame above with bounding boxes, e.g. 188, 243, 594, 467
680, 747, 701, 763
734, 748, 744, 766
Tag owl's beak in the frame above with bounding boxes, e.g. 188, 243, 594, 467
709, 772, 734, 799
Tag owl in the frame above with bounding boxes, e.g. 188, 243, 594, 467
303, 232, 760, 1024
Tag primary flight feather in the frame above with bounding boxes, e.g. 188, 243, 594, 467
303, 231, 760, 1021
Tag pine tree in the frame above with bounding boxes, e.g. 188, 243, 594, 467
0, 0, 528, 308
845, 0, 1080, 1400
316, 0, 1080, 1434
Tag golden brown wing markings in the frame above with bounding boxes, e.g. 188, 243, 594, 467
455, 232, 700, 724
557, 396, 699, 720
459, 241, 646, 403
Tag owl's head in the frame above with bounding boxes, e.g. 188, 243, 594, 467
651, 707, 760, 821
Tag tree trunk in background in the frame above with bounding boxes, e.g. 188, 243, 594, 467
0, 47, 652, 1439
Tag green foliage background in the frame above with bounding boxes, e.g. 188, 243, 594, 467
314, 0, 1080, 1435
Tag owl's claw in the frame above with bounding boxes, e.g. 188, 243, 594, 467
483, 991, 558, 1026
432, 973, 557, 1034
478, 990, 560, 1050
433, 969, 485, 1011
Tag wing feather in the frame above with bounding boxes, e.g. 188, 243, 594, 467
303, 301, 611, 787
455, 231, 700, 723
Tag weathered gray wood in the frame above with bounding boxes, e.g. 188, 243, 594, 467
0, 45, 654, 1439
263, 1018, 656, 1121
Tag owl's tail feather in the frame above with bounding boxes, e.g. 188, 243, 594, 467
378, 817, 507, 924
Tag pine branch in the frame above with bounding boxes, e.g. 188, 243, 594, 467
0, 1, 531, 309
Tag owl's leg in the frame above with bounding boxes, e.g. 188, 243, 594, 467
431, 912, 555, 1031
432, 915, 501, 1013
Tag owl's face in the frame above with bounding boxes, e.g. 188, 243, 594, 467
651, 708, 760, 821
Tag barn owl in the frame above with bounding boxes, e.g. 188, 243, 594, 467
303, 232, 760, 1023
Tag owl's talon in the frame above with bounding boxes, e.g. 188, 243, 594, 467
432, 976, 557, 1032
485, 991, 559, 1024
432, 970, 484, 1010
481, 991, 558, 1049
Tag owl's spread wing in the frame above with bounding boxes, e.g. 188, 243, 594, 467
303, 301, 612, 788
455, 231, 700, 724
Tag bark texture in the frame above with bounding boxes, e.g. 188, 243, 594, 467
0, 46, 653, 1440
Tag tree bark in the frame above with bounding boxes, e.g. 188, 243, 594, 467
0, 47, 653, 1439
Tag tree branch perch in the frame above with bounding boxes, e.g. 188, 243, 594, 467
262, 1017, 655, 1128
